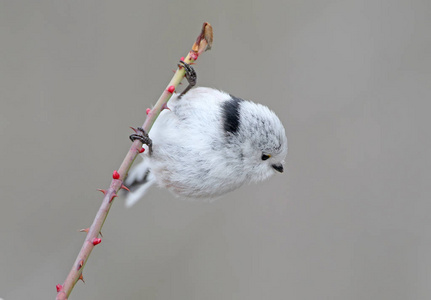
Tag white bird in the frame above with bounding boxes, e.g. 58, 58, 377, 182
125, 64, 287, 207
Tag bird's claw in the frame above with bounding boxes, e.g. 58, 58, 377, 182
178, 60, 197, 98
129, 127, 152, 154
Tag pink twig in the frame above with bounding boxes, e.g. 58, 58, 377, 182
56, 22, 213, 300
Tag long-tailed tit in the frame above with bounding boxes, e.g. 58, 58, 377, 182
125, 62, 287, 206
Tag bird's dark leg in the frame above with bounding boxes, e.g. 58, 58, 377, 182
129, 127, 152, 154
178, 60, 197, 98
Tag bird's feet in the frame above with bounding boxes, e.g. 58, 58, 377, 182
178, 60, 197, 98
129, 127, 152, 154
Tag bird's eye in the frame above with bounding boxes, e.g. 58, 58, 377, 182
261, 154, 271, 161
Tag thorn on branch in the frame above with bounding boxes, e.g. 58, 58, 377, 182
190, 51, 198, 61
112, 170, 120, 180
79, 228, 103, 237
77, 259, 84, 271
109, 193, 118, 203
121, 184, 130, 192
129, 127, 137, 133
92, 238, 102, 245
79, 274, 85, 283
97, 189, 107, 195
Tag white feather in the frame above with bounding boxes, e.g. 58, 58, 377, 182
124, 87, 287, 206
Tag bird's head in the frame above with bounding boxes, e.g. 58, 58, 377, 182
223, 99, 287, 183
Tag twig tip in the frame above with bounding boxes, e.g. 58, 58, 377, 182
192, 22, 213, 57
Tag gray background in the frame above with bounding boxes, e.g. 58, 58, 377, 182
1, 0, 430, 299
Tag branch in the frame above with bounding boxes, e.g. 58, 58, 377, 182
56, 22, 213, 300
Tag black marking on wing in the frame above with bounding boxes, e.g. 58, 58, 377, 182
222, 95, 243, 134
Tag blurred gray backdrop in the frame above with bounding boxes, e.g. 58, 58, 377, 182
1, 0, 430, 299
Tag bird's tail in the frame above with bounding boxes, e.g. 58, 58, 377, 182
124, 158, 156, 207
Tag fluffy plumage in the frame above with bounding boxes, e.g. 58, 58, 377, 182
125, 87, 287, 207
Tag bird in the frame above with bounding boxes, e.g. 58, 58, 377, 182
125, 63, 287, 207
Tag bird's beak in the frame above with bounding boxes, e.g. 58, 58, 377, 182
272, 163, 284, 173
